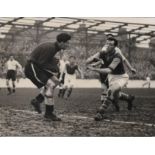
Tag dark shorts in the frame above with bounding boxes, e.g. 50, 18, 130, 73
24, 61, 57, 88
6, 70, 17, 81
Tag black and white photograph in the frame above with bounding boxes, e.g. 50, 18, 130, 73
0, 17, 155, 137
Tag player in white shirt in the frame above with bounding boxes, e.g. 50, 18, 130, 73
142, 74, 151, 88
5, 55, 23, 95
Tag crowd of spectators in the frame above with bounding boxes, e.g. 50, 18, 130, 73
0, 41, 155, 80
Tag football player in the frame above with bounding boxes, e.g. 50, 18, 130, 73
5, 55, 23, 95
60, 56, 83, 99
87, 38, 134, 121
24, 33, 71, 121
87, 35, 136, 112
142, 74, 151, 88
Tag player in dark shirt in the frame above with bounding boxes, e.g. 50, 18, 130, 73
60, 56, 82, 99
87, 37, 135, 112
87, 38, 131, 121
24, 33, 71, 121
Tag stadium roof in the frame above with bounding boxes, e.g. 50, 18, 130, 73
0, 17, 155, 45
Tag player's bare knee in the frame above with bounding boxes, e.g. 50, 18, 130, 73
45, 79, 56, 97
107, 85, 120, 100
45, 88, 54, 98
6, 80, 9, 86
12, 81, 15, 87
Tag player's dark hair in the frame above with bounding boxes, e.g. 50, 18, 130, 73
106, 33, 114, 38
107, 37, 118, 47
57, 33, 71, 43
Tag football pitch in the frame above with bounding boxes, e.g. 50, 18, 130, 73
0, 88, 155, 136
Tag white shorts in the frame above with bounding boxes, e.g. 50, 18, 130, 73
101, 83, 108, 90
64, 74, 76, 87
108, 73, 129, 89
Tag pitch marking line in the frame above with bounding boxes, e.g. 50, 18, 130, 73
1, 108, 155, 127
62, 115, 155, 127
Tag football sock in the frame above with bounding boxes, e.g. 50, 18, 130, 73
45, 105, 54, 115
7, 87, 11, 93
61, 88, 66, 98
101, 92, 107, 104
36, 94, 44, 103
58, 89, 63, 97
67, 88, 72, 98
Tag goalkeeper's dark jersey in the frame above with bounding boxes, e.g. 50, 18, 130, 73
30, 42, 60, 71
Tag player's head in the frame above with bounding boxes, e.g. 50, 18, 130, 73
56, 33, 71, 50
106, 34, 115, 39
9, 55, 14, 61
102, 34, 115, 52
104, 37, 118, 53
69, 56, 76, 64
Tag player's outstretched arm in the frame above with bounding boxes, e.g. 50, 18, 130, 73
16, 61, 23, 73
90, 59, 103, 67
86, 52, 100, 64
87, 66, 112, 74
116, 47, 136, 74
124, 58, 136, 74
